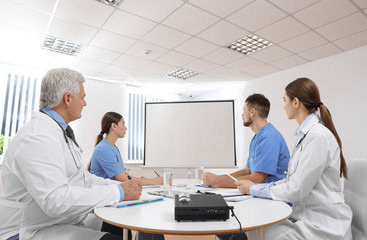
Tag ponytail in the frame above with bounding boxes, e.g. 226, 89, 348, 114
318, 104, 348, 179
286, 78, 348, 179
87, 132, 104, 171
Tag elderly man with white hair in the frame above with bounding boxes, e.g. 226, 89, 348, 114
0, 68, 142, 240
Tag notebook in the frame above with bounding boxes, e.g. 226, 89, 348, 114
108, 194, 163, 208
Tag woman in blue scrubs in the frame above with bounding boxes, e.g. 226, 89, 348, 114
90, 112, 164, 240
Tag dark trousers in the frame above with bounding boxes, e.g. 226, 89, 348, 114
100, 222, 132, 240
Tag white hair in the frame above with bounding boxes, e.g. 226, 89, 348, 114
39, 68, 85, 109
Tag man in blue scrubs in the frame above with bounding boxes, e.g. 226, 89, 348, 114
203, 94, 290, 188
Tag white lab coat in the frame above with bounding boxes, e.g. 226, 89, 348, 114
0, 112, 121, 240
266, 114, 353, 240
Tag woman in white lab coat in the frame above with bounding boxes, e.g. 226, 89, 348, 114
236, 78, 352, 240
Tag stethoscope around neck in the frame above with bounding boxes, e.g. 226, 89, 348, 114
284, 131, 309, 178
40, 110, 83, 170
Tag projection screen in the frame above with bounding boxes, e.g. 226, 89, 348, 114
143, 100, 236, 168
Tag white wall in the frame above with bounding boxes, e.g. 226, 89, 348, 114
72, 79, 129, 167
73, 79, 186, 173
197, 45, 367, 167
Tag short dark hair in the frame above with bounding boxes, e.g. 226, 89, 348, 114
245, 93, 270, 118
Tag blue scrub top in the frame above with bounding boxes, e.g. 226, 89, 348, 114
246, 123, 290, 183
90, 138, 125, 180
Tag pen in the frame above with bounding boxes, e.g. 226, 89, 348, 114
154, 171, 160, 177
227, 174, 238, 182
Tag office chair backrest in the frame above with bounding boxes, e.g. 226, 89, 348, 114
344, 158, 367, 239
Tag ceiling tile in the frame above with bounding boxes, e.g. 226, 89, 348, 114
246, 64, 279, 77
55, 0, 114, 28
249, 45, 292, 63
100, 65, 137, 78
141, 25, 191, 49
226, 57, 264, 71
47, 16, 98, 43
189, 0, 253, 18
119, 0, 183, 22
202, 48, 242, 65
270, 55, 308, 69
124, 41, 169, 60
89, 30, 137, 53
45, 53, 79, 69
113, 54, 151, 69
102, 10, 157, 39
316, 12, 367, 41
97, 68, 141, 85
294, 0, 358, 28
298, 43, 342, 61
352, 0, 367, 9
143, 61, 177, 75
132, 71, 182, 85
256, 17, 309, 43
79, 46, 120, 64
279, 31, 328, 53
162, 4, 220, 35
0, 1, 50, 33
174, 37, 219, 58
186, 74, 223, 84
155, 51, 196, 67
333, 30, 367, 51
206, 66, 253, 80
226, 0, 287, 32
66, 58, 108, 72
268, 0, 320, 14
183, 59, 219, 73
75, 69, 99, 77
198, 20, 250, 46
0, 23, 46, 67
11, 0, 57, 13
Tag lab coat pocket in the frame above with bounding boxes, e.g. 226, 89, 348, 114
327, 191, 344, 204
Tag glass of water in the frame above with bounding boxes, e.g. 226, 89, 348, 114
163, 168, 173, 190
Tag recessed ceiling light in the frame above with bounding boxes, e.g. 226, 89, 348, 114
42, 36, 85, 56
226, 34, 273, 56
96, 0, 122, 7
165, 68, 200, 80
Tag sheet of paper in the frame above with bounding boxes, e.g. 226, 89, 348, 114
206, 188, 244, 197
224, 195, 253, 202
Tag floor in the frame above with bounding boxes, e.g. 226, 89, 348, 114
131, 231, 217, 240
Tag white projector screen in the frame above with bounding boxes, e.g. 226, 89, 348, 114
144, 100, 236, 168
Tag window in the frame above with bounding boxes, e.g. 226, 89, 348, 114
0, 70, 41, 160
127, 90, 165, 163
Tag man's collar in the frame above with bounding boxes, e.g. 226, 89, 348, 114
40, 107, 67, 130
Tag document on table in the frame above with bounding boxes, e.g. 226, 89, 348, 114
108, 194, 163, 208
205, 188, 253, 202
142, 185, 162, 189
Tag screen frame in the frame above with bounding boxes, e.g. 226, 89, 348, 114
143, 100, 237, 168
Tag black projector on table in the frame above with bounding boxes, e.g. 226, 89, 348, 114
174, 194, 230, 222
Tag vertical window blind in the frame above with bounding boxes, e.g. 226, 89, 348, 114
127, 92, 164, 163
1, 73, 39, 156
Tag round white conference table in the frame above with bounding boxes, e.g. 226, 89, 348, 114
94, 187, 292, 239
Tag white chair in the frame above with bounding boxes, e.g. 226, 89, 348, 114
344, 158, 367, 239
0, 168, 3, 194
